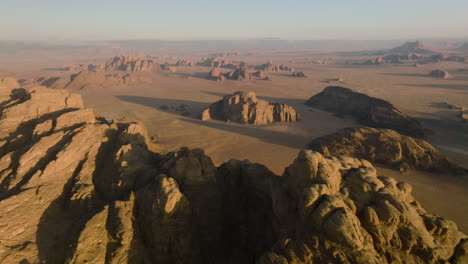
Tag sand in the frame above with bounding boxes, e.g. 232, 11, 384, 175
1, 50, 467, 232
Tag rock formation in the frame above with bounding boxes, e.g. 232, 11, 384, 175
305, 86, 426, 138
160, 64, 177, 72
429, 69, 450, 79
197, 57, 231, 68
206, 68, 269, 81
206, 68, 225, 81
389, 41, 436, 55
97, 55, 158, 72
308, 127, 465, 173
223, 68, 252, 80
201, 91, 299, 125
255, 61, 293, 72
0, 84, 466, 264
39, 70, 152, 90
291, 71, 307, 77
175, 59, 193, 67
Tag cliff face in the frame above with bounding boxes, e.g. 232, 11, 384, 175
305, 86, 426, 138
97, 55, 158, 72
0, 83, 466, 264
201, 91, 300, 125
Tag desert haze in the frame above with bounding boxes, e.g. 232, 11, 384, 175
1, 1, 468, 263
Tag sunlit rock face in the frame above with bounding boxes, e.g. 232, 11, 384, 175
0, 82, 465, 264
201, 91, 300, 125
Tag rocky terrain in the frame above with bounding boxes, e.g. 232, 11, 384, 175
305, 86, 426, 138
0, 83, 466, 263
291, 71, 307, 77
175, 59, 193, 67
160, 64, 177, 72
97, 55, 158, 72
201, 91, 299, 125
388, 41, 436, 55
429, 69, 450, 79
308, 127, 466, 173
255, 61, 293, 72
35, 70, 152, 90
206, 68, 269, 81
197, 57, 231, 68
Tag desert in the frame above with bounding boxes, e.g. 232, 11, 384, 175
1, 1, 468, 263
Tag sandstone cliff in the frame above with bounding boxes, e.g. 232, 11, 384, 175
201, 91, 300, 125
0, 83, 466, 264
305, 86, 426, 138
97, 55, 158, 72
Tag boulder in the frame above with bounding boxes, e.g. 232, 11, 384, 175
291, 71, 307, 77
305, 86, 426, 138
429, 69, 450, 78
201, 91, 300, 125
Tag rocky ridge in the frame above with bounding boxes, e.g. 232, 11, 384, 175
97, 55, 158, 72
305, 86, 426, 138
0, 82, 466, 264
36, 70, 152, 90
308, 127, 466, 173
201, 91, 299, 125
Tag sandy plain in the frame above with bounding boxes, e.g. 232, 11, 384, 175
1, 50, 467, 231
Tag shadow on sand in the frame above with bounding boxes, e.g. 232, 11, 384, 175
115, 94, 313, 148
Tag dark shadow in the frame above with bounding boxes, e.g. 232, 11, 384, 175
116, 95, 209, 118
399, 83, 468, 92
171, 71, 209, 80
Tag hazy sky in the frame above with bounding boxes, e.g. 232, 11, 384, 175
1, 0, 467, 41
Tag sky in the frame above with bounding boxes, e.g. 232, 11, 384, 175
1, 0, 467, 41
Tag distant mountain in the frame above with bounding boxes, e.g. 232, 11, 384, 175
455, 42, 468, 52
388, 41, 436, 54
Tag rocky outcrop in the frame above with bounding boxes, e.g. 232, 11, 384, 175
255, 62, 293, 72
291, 71, 307, 77
160, 64, 177, 72
207, 68, 269, 81
305, 86, 426, 138
429, 69, 450, 78
223, 68, 252, 80
389, 41, 436, 55
175, 59, 193, 67
258, 150, 466, 264
41, 70, 152, 90
206, 68, 225, 81
0, 84, 466, 264
197, 57, 231, 68
97, 55, 158, 72
308, 127, 465, 173
201, 91, 299, 125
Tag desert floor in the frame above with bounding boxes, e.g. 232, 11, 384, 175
2, 52, 468, 231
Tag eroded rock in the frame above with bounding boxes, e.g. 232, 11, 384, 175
201, 91, 300, 125
305, 86, 426, 138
